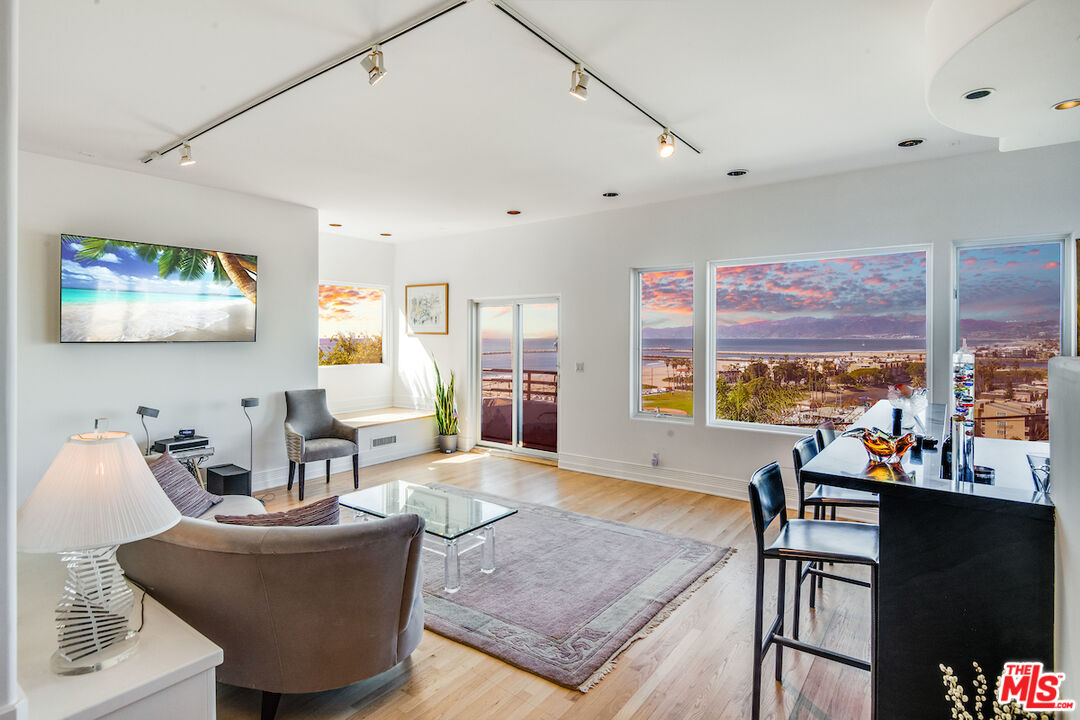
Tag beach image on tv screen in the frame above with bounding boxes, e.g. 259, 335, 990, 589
60, 234, 257, 342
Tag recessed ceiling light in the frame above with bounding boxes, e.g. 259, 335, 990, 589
727, 169, 749, 177
602, 192, 619, 198
963, 88, 994, 100
897, 138, 925, 148
380, 233, 392, 236
328, 223, 342, 227
1053, 99, 1080, 110
506, 210, 521, 215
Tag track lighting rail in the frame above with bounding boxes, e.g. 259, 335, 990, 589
489, 0, 701, 154
141, 0, 469, 163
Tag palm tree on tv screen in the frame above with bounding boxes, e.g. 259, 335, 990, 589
70, 236, 257, 303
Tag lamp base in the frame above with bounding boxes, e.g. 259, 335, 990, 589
53, 546, 139, 675
50, 634, 139, 676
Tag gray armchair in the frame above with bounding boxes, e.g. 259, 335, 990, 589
284, 389, 359, 500
117, 513, 426, 719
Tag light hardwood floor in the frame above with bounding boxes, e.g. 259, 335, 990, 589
217, 451, 871, 720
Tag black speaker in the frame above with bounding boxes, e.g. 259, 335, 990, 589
206, 464, 252, 496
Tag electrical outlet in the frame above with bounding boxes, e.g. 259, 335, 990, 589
576, 362, 585, 372
651, 452, 660, 467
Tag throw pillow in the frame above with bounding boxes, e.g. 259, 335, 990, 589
148, 452, 223, 517
216, 495, 340, 527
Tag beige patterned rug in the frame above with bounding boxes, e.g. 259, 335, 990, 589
420, 484, 734, 691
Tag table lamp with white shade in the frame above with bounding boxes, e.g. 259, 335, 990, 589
17, 421, 182, 675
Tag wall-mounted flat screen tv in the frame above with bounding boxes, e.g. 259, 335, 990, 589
60, 234, 257, 343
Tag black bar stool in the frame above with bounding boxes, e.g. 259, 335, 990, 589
815, 425, 836, 453
748, 462, 878, 720
792, 435, 881, 607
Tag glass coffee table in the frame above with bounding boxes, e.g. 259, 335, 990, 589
338, 480, 517, 593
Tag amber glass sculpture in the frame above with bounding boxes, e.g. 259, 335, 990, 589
840, 427, 917, 464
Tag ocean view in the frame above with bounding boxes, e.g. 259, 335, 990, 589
62, 288, 242, 304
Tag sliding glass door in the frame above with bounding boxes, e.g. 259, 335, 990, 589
476, 299, 559, 457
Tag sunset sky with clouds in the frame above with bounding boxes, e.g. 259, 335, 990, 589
713, 251, 927, 331
318, 285, 383, 339
957, 242, 1061, 324
641, 269, 694, 331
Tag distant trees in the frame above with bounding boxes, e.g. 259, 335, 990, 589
716, 376, 806, 425
319, 333, 382, 365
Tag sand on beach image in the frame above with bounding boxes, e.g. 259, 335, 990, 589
61, 297, 255, 342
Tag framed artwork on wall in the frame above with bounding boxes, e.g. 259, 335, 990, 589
406, 283, 449, 335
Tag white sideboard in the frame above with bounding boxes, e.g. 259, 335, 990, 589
17, 553, 222, 720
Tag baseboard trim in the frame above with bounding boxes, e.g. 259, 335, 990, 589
557, 452, 876, 523
251, 436, 437, 493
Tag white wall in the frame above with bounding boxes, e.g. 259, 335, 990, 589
1051, 357, 1080, 691
16, 152, 318, 502
318, 233, 395, 412
394, 143, 1080, 498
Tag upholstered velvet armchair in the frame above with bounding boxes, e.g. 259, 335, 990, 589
117, 513, 426, 720
284, 389, 359, 500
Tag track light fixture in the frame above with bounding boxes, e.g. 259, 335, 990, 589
178, 143, 196, 166
362, 45, 388, 86
658, 130, 675, 158
569, 63, 589, 101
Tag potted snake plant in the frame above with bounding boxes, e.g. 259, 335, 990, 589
433, 359, 458, 453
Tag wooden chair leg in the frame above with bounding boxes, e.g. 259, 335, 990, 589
352, 454, 359, 489
261, 691, 282, 720
287, 461, 295, 490
326, 458, 331, 483
752, 555, 765, 720
298, 463, 306, 501
775, 558, 786, 682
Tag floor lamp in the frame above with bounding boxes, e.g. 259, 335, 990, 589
241, 397, 259, 472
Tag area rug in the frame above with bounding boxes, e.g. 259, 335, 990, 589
419, 484, 734, 691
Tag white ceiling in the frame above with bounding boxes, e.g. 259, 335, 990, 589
20, 0, 999, 242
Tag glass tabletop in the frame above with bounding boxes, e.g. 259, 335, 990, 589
338, 480, 517, 540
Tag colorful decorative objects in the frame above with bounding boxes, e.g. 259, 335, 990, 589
841, 426, 917, 464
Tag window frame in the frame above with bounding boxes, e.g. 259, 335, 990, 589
631, 264, 696, 424
317, 280, 390, 367
950, 234, 1074, 362
706, 244, 933, 433
950, 235, 1074, 439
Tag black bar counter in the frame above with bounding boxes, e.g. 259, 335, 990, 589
800, 400, 1054, 720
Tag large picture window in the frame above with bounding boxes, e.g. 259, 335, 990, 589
711, 250, 927, 428
955, 240, 1063, 441
636, 268, 694, 419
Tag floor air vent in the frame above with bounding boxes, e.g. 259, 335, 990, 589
371, 435, 397, 449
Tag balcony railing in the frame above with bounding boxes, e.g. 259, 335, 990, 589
481, 368, 557, 403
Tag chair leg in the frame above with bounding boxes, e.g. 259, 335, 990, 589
810, 505, 820, 608
261, 691, 282, 720
830, 505, 837, 521
793, 560, 802, 641
775, 558, 786, 682
326, 458, 331, 483
352, 454, 359, 489
752, 555, 765, 720
287, 461, 295, 491
298, 463, 306, 501
870, 564, 879, 720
